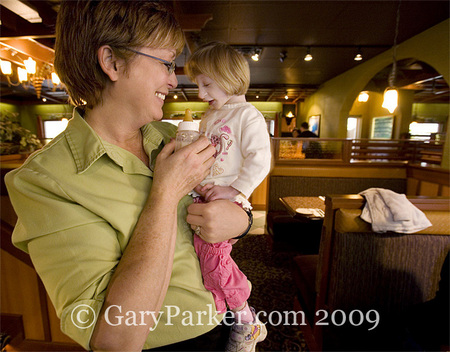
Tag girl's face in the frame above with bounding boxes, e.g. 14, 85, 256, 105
196, 74, 231, 110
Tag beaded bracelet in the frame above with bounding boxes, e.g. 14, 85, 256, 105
233, 208, 253, 239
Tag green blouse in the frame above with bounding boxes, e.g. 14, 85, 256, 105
5, 109, 220, 350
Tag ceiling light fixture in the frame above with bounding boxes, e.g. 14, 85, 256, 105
173, 94, 178, 99
354, 48, 363, 61
304, 47, 313, 61
0, 57, 62, 99
0, 0, 42, 23
279, 51, 287, 63
234, 46, 263, 62
284, 93, 289, 100
251, 48, 262, 61
382, 0, 401, 114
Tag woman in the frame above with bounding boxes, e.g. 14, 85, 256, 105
5, 1, 250, 351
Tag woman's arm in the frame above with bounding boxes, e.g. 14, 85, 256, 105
90, 137, 215, 351
186, 200, 249, 244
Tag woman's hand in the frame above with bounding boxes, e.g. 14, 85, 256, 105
186, 200, 248, 243
152, 137, 216, 200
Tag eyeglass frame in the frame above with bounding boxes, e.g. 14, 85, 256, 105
125, 48, 176, 75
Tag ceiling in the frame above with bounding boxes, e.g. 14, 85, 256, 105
0, 0, 449, 105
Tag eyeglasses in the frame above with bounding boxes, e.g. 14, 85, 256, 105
126, 48, 176, 75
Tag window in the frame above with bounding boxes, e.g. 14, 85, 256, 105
347, 116, 361, 139
43, 119, 69, 139
409, 122, 441, 140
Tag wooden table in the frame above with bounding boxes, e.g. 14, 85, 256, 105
279, 196, 326, 222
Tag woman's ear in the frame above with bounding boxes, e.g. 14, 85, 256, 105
97, 45, 121, 81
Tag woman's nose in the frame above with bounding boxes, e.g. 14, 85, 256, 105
168, 72, 178, 89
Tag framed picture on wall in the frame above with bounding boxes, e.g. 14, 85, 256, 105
308, 115, 321, 136
371, 115, 394, 139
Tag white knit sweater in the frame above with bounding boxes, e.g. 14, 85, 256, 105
199, 102, 272, 199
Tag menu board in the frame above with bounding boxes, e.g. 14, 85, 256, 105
371, 116, 393, 139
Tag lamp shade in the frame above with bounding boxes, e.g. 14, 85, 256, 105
382, 88, 398, 113
0, 60, 12, 75
24, 57, 36, 74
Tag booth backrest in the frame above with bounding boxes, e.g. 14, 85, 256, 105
267, 176, 406, 212
316, 195, 450, 315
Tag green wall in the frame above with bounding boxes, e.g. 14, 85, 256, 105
302, 19, 450, 168
163, 101, 282, 119
0, 102, 72, 135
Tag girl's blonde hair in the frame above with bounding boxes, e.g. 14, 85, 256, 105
185, 42, 250, 96
54, 1, 185, 109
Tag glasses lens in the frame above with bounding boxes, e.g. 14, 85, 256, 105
168, 62, 176, 75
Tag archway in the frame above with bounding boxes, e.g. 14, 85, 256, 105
347, 59, 449, 140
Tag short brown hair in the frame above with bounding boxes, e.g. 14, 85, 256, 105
54, 1, 185, 109
184, 42, 250, 96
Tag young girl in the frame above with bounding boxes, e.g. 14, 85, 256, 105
185, 42, 271, 352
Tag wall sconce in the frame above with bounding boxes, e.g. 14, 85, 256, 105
286, 111, 295, 118
358, 91, 369, 102
0, 57, 62, 99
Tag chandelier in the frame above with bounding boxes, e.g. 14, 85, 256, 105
0, 56, 62, 99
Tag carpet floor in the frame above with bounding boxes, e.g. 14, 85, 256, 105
231, 233, 308, 352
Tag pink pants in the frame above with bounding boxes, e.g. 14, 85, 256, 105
194, 234, 250, 314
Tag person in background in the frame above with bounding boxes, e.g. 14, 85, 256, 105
291, 128, 300, 138
297, 122, 322, 158
185, 41, 271, 352
5, 2, 251, 351
298, 122, 318, 137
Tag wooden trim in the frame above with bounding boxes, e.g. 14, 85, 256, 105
407, 164, 450, 186
37, 278, 52, 342
1, 219, 33, 267
1, 313, 25, 347
271, 165, 406, 178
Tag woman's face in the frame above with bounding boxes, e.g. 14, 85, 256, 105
196, 74, 231, 110
115, 47, 178, 123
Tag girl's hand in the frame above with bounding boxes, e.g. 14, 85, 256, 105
152, 137, 215, 200
202, 185, 240, 202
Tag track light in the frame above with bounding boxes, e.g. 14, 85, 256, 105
304, 47, 313, 61
354, 48, 363, 61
